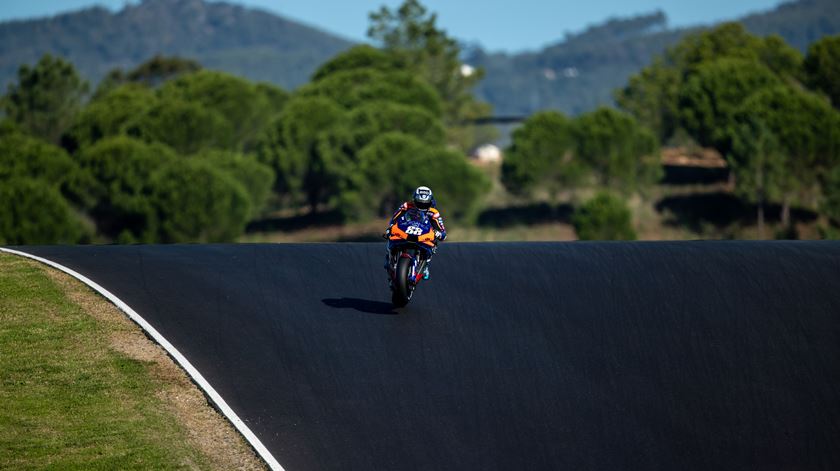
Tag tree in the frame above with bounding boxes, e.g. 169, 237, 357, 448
573, 107, 661, 193
367, 0, 492, 149
757, 35, 804, 81
677, 58, 780, 155
64, 83, 158, 152
148, 160, 251, 243
312, 45, 405, 82
93, 55, 203, 98
256, 96, 348, 208
2, 54, 89, 144
158, 70, 286, 149
299, 68, 442, 117
731, 85, 840, 230
76, 136, 176, 241
345, 132, 490, 220
126, 55, 202, 87
127, 98, 234, 154
727, 118, 787, 238
572, 192, 636, 241
0, 131, 92, 207
804, 35, 840, 108
615, 57, 682, 142
617, 23, 803, 142
501, 111, 581, 197
347, 101, 446, 149
193, 150, 275, 218
0, 179, 85, 245
821, 165, 840, 225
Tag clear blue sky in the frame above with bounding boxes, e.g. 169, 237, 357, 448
0, 0, 783, 51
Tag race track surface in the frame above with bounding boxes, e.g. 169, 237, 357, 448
18, 242, 840, 470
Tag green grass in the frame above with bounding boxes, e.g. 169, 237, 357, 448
0, 255, 213, 470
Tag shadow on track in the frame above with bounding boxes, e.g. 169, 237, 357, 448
321, 297, 397, 315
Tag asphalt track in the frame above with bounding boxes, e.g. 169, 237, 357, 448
15, 242, 840, 470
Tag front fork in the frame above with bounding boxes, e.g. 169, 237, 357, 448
385, 249, 426, 287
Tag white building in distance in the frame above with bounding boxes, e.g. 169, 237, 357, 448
471, 144, 503, 164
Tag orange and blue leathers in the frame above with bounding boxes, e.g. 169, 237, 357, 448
387, 201, 447, 241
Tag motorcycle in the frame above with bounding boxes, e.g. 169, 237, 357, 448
385, 207, 438, 307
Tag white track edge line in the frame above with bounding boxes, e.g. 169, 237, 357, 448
0, 247, 285, 471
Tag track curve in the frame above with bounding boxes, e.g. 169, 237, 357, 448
15, 242, 840, 470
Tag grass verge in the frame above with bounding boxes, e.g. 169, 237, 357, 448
0, 253, 265, 470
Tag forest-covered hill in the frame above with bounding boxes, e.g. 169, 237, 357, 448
1, 0, 838, 116
0, 0, 352, 90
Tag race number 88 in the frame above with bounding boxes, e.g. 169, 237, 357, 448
406, 226, 424, 235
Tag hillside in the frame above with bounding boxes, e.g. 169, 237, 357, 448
467, 0, 840, 115
0, 0, 353, 90
1, 0, 838, 115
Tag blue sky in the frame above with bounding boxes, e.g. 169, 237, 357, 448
0, 0, 783, 51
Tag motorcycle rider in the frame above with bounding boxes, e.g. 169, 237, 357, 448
384, 186, 447, 280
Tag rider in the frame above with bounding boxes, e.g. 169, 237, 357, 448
384, 186, 447, 280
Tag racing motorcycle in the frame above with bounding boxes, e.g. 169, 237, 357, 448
385, 207, 438, 307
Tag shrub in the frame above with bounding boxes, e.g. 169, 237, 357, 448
573, 192, 636, 240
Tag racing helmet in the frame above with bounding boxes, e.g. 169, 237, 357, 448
413, 186, 434, 210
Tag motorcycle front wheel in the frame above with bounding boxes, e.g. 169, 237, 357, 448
391, 256, 413, 307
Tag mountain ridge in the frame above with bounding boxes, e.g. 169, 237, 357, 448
0, 0, 353, 90
1, 0, 838, 116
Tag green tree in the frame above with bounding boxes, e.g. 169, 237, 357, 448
573, 107, 661, 193
678, 58, 780, 155
2, 54, 89, 144
347, 101, 446, 149
422, 146, 492, 221
615, 57, 681, 142
804, 35, 840, 108
732, 85, 840, 229
727, 118, 787, 237
256, 96, 347, 208
158, 70, 286, 149
193, 150, 275, 218
0, 179, 85, 245
148, 160, 251, 243
821, 164, 840, 225
572, 192, 637, 241
94, 55, 203, 98
64, 83, 158, 152
757, 35, 804, 81
312, 45, 405, 81
367, 0, 492, 149
126, 55, 202, 87
617, 23, 802, 141
346, 132, 490, 220
127, 98, 234, 154
501, 111, 582, 197
300, 68, 441, 117
0, 131, 92, 207
77, 136, 176, 241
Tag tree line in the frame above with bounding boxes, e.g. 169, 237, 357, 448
3, 1, 840, 243
504, 24, 840, 239
0, 0, 493, 244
